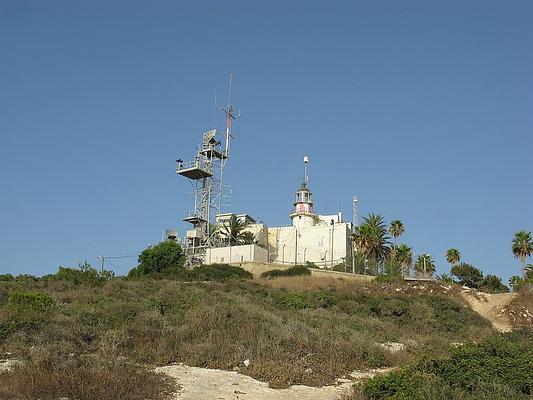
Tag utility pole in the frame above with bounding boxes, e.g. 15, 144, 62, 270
97, 256, 105, 273
351, 194, 358, 274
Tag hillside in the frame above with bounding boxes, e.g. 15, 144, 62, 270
0, 272, 531, 399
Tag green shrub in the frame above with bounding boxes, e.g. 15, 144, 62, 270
374, 274, 404, 283
0, 274, 14, 282
128, 241, 185, 277
480, 274, 509, 293
1, 291, 56, 339
14, 274, 39, 282
356, 330, 533, 399
261, 265, 311, 278
274, 291, 338, 309
7, 291, 55, 313
43, 262, 114, 286
451, 263, 483, 288
509, 275, 533, 292
177, 264, 252, 282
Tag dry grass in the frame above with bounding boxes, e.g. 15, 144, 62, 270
0, 345, 176, 400
0, 277, 494, 389
507, 289, 533, 329
257, 275, 368, 292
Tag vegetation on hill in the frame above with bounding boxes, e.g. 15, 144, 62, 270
127, 241, 185, 277
0, 270, 495, 394
451, 263, 509, 293
512, 230, 533, 278
261, 265, 311, 278
347, 329, 533, 400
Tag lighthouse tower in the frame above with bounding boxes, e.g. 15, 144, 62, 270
290, 155, 318, 228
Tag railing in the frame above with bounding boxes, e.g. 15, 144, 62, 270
177, 159, 210, 172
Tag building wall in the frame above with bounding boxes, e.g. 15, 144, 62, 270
205, 244, 268, 264
243, 223, 268, 247
267, 223, 351, 267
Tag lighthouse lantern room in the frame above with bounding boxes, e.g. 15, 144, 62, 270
290, 155, 319, 228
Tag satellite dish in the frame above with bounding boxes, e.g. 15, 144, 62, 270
165, 229, 178, 241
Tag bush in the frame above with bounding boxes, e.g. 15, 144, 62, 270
374, 274, 404, 283
451, 263, 483, 288
274, 291, 338, 309
14, 274, 39, 282
0, 274, 14, 282
128, 241, 185, 277
261, 265, 311, 279
43, 262, 114, 286
1, 291, 56, 339
480, 274, 509, 293
354, 330, 533, 400
177, 264, 252, 282
509, 275, 533, 292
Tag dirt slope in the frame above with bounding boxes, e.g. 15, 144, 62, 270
157, 364, 390, 400
461, 290, 516, 332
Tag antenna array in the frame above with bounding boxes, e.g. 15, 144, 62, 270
176, 74, 239, 264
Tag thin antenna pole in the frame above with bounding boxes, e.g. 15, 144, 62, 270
352, 194, 359, 229
303, 155, 309, 184
224, 73, 234, 157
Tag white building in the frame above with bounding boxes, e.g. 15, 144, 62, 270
206, 157, 353, 268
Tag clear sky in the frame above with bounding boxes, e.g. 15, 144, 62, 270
1, 0, 532, 281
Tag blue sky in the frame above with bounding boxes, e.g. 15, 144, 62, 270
1, 0, 531, 281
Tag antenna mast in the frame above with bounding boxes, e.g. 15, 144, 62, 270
352, 194, 359, 230
176, 74, 239, 265
303, 155, 309, 184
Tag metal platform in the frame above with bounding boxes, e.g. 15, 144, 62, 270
183, 214, 207, 226
200, 148, 227, 159
177, 160, 212, 179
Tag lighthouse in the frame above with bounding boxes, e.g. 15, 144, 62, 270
290, 155, 319, 228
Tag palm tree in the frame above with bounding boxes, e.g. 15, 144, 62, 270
219, 214, 249, 245
414, 253, 435, 276
512, 230, 533, 278
438, 273, 454, 284
389, 220, 405, 245
240, 231, 256, 245
395, 244, 413, 276
353, 214, 391, 274
445, 248, 461, 267
527, 264, 533, 279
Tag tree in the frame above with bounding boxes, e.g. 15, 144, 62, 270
395, 244, 413, 276
389, 220, 405, 245
219, 214, 249, 245
383, 257, 402, 276
450, 263, 483, 288
438, 273, 454, 284
240, 231, 256, 245
527, 264, 533, 280
51, 261, 114, 286
413, 254, 435, 276
445, 248, 461, 267
480, 274, 509, 294
353, 214, 391, 274
512, 230, 533, 278
129, 241, 185, 277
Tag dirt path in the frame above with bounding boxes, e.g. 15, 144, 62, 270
157, 364, 390, 400
461, 290, 516, 332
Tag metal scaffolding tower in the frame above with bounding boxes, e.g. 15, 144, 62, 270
176, 74, 238, 264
